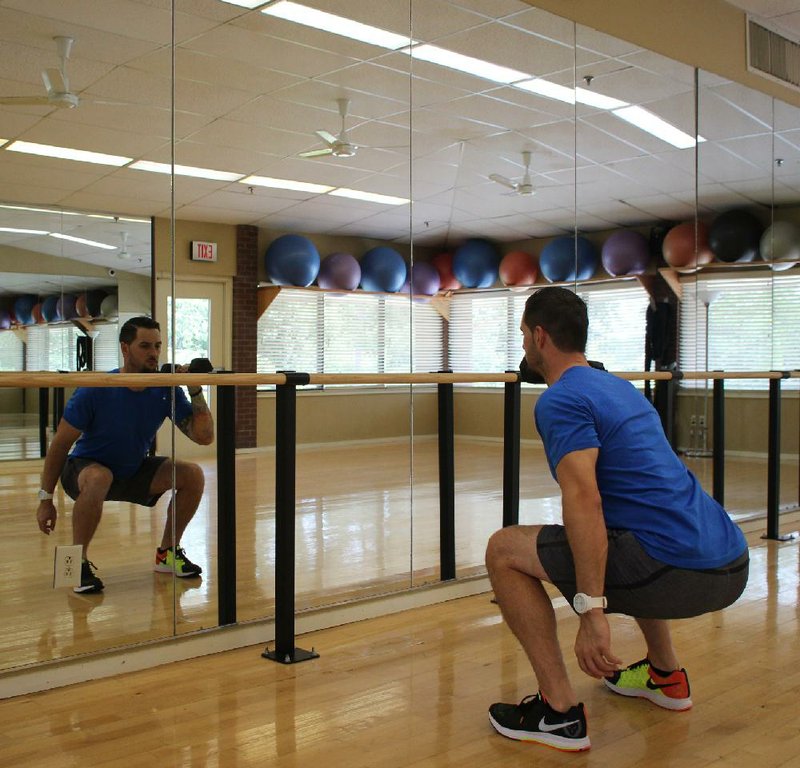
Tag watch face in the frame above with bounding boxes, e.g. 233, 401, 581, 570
573, 593, 588, 613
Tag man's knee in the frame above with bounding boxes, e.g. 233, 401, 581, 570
77, 463, 113, 496
486, 526, 523, 570
176, 461, 204, 492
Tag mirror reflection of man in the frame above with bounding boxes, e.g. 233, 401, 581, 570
36, 316, 214, 593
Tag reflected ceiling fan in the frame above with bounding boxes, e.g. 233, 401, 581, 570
489, 150, 535, 196
300, 98, 359, 158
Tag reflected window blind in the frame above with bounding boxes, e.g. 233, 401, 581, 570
93, 322, 119, 371
257, 290, 321, 381
679, 274, 800, 390
449, 293, 510, 381
384, 296, 444, 373
0, 331, 23, 371
323, 293, 379, 374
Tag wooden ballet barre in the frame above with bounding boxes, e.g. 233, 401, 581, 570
307, 373, 518, 385
0, 372, 289, 388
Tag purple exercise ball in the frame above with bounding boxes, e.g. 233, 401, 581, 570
410, 262, 441, 296
601, 230, 650, 277
317, 252, 361, 291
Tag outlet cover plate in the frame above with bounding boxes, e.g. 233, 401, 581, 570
53, 545, 83, 588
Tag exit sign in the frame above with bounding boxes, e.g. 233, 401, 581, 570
191, 241, 218, 262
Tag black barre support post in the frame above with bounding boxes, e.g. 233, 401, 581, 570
437, 374, 456, 581
216, 384, 237, 626
712, 377, 725, 506
763, 374, 794, 541
263, 372, 319, 664
39, 388, 49, 458
503, 373, 521, 527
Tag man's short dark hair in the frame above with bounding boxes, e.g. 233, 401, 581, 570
119, 316, 160, 345
523, 287, 588, 354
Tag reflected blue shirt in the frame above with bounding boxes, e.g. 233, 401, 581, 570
534, 365, 747, 569
64, 369, 193, 479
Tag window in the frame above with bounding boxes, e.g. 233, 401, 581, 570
449, 283, 649, 385
256, 288, 444, 387
0, 331, 23, 371
679, 273, 800, 390
24, 321, 118, 372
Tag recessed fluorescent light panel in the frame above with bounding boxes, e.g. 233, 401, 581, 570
406, 44, 530, 84
262, 1, 412, 50
49, 233, 117, 250
0, 227, 49, 235
241, 175, 333, 194
612, 106, 702, 149
130, 160, 244, 182
329, 188, 409, 206
574, 87, 628, 110
220, 0, 266, 8
515, 78, 575, 104
6, 141, 132, 166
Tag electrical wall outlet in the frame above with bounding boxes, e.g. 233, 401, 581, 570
698, 416, 706, 427
53, 545, 83, 588
689, 415, 697, 426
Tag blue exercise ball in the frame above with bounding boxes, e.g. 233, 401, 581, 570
452, 238, 499, 288
41, 295, 60, 322
709, 209, 763, 263
85, 289, 107, 317
13, 294, 37, 325
265, 234, 320, 287
540, 236, 598, 283
360, 246, 407, 293
317, 252, 361, 290
57, 294, 78, 321
601, 230, 650, 277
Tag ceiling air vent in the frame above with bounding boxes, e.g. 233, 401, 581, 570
747, 18, 800, 91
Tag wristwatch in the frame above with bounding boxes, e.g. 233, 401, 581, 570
37, 489, 54, 501
573, 592, 607, 614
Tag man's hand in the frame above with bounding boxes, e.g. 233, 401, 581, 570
37, 500, 57, 534
574, 611, 622, 678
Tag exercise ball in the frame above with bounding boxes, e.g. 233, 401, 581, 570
431, 252, 461, 290
452, 238, 499, 288
57, 294, 78, 321
75, 292, 90, 317
31, 302, 45, 324
265, 234, 320, 287
601, 230, 650, 277
759, 221, 800, 271
409, 262, 441, 296
540, 236, 598, 283
41, 295, 60, 322
360, 246, 407, 293
662, 221, 714, 273
0, 310, 10, 330
85, 289, 107, 317
317, 252, 361, 291
13, 294, 37, 325
709, 209, 763, 263
499, 250, 538, 286
100, 293, 118, 319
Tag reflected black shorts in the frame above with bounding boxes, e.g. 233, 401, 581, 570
61, 455, 168, 508
537, 525, 749, 620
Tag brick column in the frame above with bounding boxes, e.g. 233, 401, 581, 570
233, 225, 258, 448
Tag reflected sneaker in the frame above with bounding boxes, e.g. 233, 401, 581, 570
488, 692, 590, 752
154, 546, 202, 577
73, 560, 104, 594
604, 658, 692, 711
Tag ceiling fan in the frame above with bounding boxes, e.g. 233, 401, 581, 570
489, 150, 535, 196
300, 98, 359, 158
0, 36, 81, 109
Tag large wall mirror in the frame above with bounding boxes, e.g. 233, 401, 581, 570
1, 0, 797, 677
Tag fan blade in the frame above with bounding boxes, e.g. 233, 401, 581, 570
43, 67, 68, 95
489, 173, 518, 191
299, 147, 334, 158
315, 130, 337, 146
0, 95, 51, 106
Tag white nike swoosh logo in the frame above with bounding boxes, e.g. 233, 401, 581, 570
538, 716, 581, 733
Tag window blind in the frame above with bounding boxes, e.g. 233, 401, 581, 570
0, 331, 23, 372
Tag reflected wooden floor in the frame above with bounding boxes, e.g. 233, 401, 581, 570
0, 439, 797, 671
0, 515, 798, 767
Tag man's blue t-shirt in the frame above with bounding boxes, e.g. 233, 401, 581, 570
64, 370, 193, 479
534, 365, 746, 569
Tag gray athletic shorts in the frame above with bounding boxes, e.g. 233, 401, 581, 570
61, 455, 168, 508
537, 525, 749, 620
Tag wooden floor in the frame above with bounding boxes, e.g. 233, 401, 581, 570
0, 439, 798, 672
0, 513, 798, 767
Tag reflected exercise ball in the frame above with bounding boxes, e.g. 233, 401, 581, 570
431, 252, 461, 290
265, 234, 320, 287
0, 310, 11, 330
75, 293, 90, 317
759, 221, 800, 272
100, 294, 119, 319
709, 209, 763, 263
499, 250, 538, 287
317, 252, 361, 290
13, 294, 37, 325
85, 289, 107, 317
662, 221, 714, 273
409, 262, 441, 296
601, 230, 650, 277
360, 246, 407, 293
452, 238, 499, 288
57, 294, 78, 321
41, 295, 60, 322
31, 302, 45, 324
540, 236, 598, 283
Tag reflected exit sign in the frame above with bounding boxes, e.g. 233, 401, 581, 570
191, 241, 217, 262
